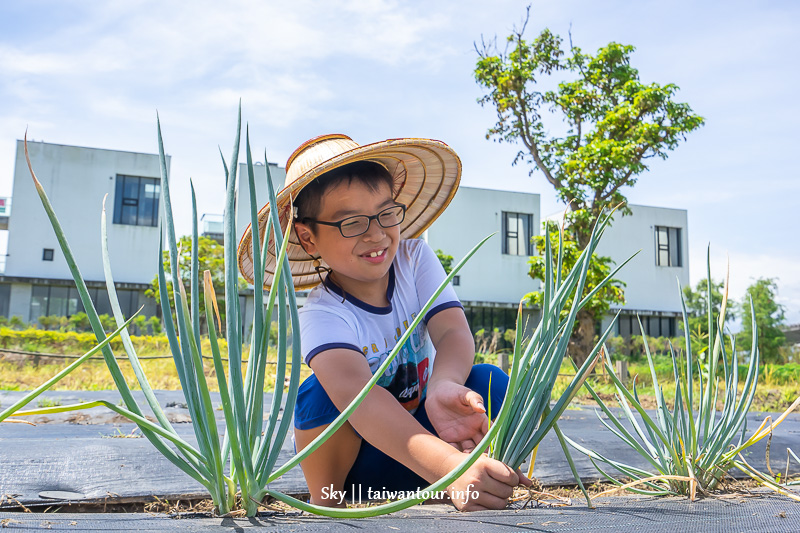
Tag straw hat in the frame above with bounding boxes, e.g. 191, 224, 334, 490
237, 134, 461, 290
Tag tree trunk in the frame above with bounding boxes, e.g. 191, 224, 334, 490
568, 309, 596, 367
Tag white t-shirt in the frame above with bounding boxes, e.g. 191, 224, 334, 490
298, 238, 462, 413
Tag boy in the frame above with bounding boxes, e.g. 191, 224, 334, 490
237, 134, 527, 511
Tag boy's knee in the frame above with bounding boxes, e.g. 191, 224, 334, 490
466, 364, 509, 418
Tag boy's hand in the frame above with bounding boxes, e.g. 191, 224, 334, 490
444, 452, 531, 511
425, 380, 488, 452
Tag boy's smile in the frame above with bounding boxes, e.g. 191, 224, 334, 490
295, 180, 400, 306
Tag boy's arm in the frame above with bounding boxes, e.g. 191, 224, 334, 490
310, 348, 523, 510
424, 307, 489, 452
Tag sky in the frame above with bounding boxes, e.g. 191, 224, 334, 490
1, 0, 798, 326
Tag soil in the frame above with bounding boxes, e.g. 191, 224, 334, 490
1, 478, 789, 516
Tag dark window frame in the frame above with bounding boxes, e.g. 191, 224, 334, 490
113, 174, 161, 227
42, 248, 54, 261
29, 285, 140, 322
655, 226, 682, 267
617, 314, 676, 338
502, 212, 534, 256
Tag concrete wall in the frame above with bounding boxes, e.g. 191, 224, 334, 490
234, 161, 286, 339
424, 186, 541, 306
5, 141, 167, 284
235, 162, 286, 244
596, 204, 690, 315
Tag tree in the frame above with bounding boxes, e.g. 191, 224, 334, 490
740, 278, 786, 363
435, 248, 454, 275
682, 277, 737, 368
682, 278, 737, 332
145, 235, 247, 335
474, 8, 703, 361
526, 221, 625, 365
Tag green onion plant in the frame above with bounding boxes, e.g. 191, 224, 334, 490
12, 108, 524, 517
567, 251, 800, 501
486, 210, 637, 507
13, 108, 648, 515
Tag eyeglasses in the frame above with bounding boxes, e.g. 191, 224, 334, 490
304, 204, 406, 238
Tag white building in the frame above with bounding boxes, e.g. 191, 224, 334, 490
597, 204, 690, 338
426, 188, 690, 341
0, 141, 167, 322
229, 161, 286, 337
0, 142, 691, 345
424, 186, 541, 343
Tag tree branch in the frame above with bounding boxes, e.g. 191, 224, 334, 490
598, 147, 647, 204
510, 25, 562, 191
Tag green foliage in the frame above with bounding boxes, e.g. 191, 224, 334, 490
145, 235, 247, 334
1, 317, 135, 424
749, 363, 800, 386
526, 221, 625, 321
15, 112, 506, 518
475, 13, 704, 247
682, 278, 736, 333
68, 312, 91, 332
97, 314, 117, 333
740, 278, 787, 363
132, 315, 148, 335
0, 326, 171, 355
603, 334, 683, 362
37, 315, 68, 331
8, 316, 25, 330
434, 248, 454, 275
570, 260, 800, 499
489, 210, 626, 507
36, 396, 62, 408
682, 278, 737, 364
147, 315, 162, 335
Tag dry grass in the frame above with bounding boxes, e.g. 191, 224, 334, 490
510, 477, 790, 508
548, 360, 800, 413
0, 349, 311, 393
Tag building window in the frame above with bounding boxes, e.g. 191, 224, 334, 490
28, 285, 140, 322
463, 305, 517, 351
502, 212, 534, 256
113, 175, 160, 227
617, 314, 676, 338
655, 226, 682, 267
42, 248, 54, 261
452, 275, 460, 286
29, 285, 81, 322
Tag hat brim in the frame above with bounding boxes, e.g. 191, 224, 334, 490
238, 137, 461, 290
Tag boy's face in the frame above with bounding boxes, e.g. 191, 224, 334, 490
295, 180, 400, 297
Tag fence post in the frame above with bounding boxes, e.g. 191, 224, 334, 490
499, 352, 509, 373
615, 360, 628, 387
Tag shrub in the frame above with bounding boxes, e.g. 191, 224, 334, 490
147, 316, 162, 335
68, 312, 91, 332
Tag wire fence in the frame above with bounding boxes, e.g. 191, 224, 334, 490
0, 347, 276, 365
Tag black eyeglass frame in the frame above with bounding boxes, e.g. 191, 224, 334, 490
301, 204, 407, 238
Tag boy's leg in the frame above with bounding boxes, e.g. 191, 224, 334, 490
343, 364, 510, 495
463, 364, 509, 418
294, 374, 363, 507
295, 422, 362, 506
294, 365, 510, 503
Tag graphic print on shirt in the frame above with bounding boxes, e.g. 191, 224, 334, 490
363, 315, 431, 413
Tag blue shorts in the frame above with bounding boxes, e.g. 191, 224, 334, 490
293, 363, 509, 495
